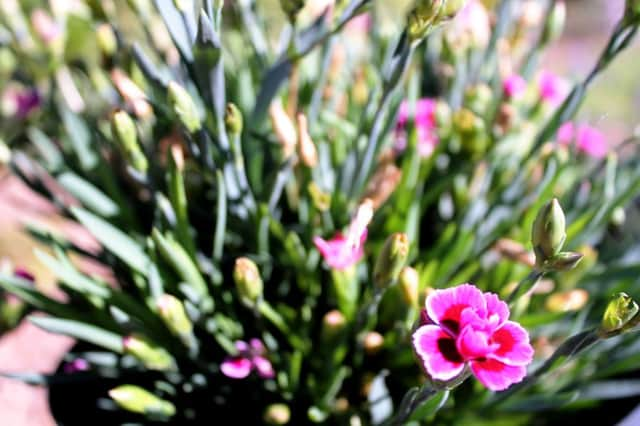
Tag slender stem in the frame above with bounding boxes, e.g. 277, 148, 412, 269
507, 270, 543, 306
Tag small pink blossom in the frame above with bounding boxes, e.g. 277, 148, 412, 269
450, 0, 491, 48
503, 75, 527, 99
538, 71, 569, 106
395, 98, 439, 158
221, 339, 275, 380
556, 122, 608, 159
63, 358, 90, 373
314, 200, 372, 270
412, 284, 534, 391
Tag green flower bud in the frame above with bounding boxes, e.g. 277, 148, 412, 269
111, 110, 148, 173
464, 84, 493, 116
0, 48, 16, 76
173, 0, 191, 12
441, 0, 468, 19
398, 266, 419, 307
280, 0, 305, 22
123, 334, 175, 371
545, 251, 583, 272
157, 294, 194, 339
532, 198, 566, 265
233, 257, 263, 306
225, 103, 243, 136
407, 0, 445, 42
374, 233, 410, 288
321, 309, 347, 342
167, 81, 201, 133
454, 108, 489, 156
308, 182, 331, 212
601, 292, 639, 334
108, 385, 176, 417
625, 0, 640, 25
541, 1, 566, 45
264, 403, 291, 425
96, 24, 117, 57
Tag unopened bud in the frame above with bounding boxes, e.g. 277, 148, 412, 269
442, 0, 468, 19
374, 233, 410, 288
363, 163, 402, 209
363, 331, 385, 355
542, 1, 566, 45
233, 257, 263, 306
545, 251, 583, 272
601, 292, 639, 333
225, 103, 243, 136
111, 69, 152, 118
454, 108, 488, 156
269, 101, 297, 160
108, 385, 176, 417
407, 0, 445, 42
532, 198, 566, 264
625, 0, 640, 25
280, 0, 305, 22
96, 24, 117, 57
321, 310, 347, 342
464, 84, 493, 116
296, 113, 318, 168
545, 289, 589, 313
611, 206, 626, 227
31, 9, 62, 46
308, 182, 331, 212
111, 110, 148, 173
123, 334, 175, 371
173, 0, 191, 12
264, 403, 291, 425
434, 100, 452, 137
399, 266, 419, 307
168, 81, 201, 133
157, 294, 194, 338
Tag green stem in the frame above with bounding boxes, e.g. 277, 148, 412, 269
507, 270, 543, 306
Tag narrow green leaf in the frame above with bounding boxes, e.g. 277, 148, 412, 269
29, 316, 123, 353
71, 207, 150, 275
58, 172, 119, 217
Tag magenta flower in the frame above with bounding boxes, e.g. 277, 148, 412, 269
395, 98, 439, 158
221, 339, 275, 380
538, 71, 569, 106
556, 122, 608, 159
503, 74, 527, 99
63, 358, 90, 373
412, 284, 534, 391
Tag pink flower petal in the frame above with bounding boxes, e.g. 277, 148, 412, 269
221, 357, 253, 379
557, 121, 575, 145
503, 75, 527, 99
490, 321, 534, 366
252, 355, 275, 379
235, 340, 250, 353
457, 326, 497, 360
426, 284, 486, 335
314, 233, 365, 270
249, 338, 265, 354
483, 292, 509, 329
538, 71, 569, 106
576, 125, 607, 159
412, 325, 465, 381
470, 358, 527, 391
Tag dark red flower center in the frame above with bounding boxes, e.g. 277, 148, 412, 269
437, 338, 464, 364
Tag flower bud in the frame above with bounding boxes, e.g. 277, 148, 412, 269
269, 101, 297, 160
111, 69, 152, 118
31, 9, 62, 47
123, 334, 175, 371
398, 266, 419, 307
233, 257, 263, 306
545, 289, 589, 313
442, 0, 468, 19
157, 294, 194, 338
601, 292, 639, 333
308, 182, 331, 212
321, 310, 347, 342
96, 24, 117, 57
454, 108, 488, 156
546, 251, 583, 272
407, 0, 445, 42
532, 198, 566, 265
168, 81, 201, 133
296, 113, 318, 168
373, 233, 410, 288
625, 0, 640, 25
541, 1, 566, 45
363, 162, 402, 209
108, 385, 176, 417
173, 0, 191, 12
464, 84, 493, 116
264, 403, 291, 425
225, 103, 243, 136
363, 331, 385, 355
280, 0, 305, 22
111, 110, 148, 173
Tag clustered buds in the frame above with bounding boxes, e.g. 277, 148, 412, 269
407, 0, 468, 42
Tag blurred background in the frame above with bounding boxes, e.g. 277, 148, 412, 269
0, 0, 638, 424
